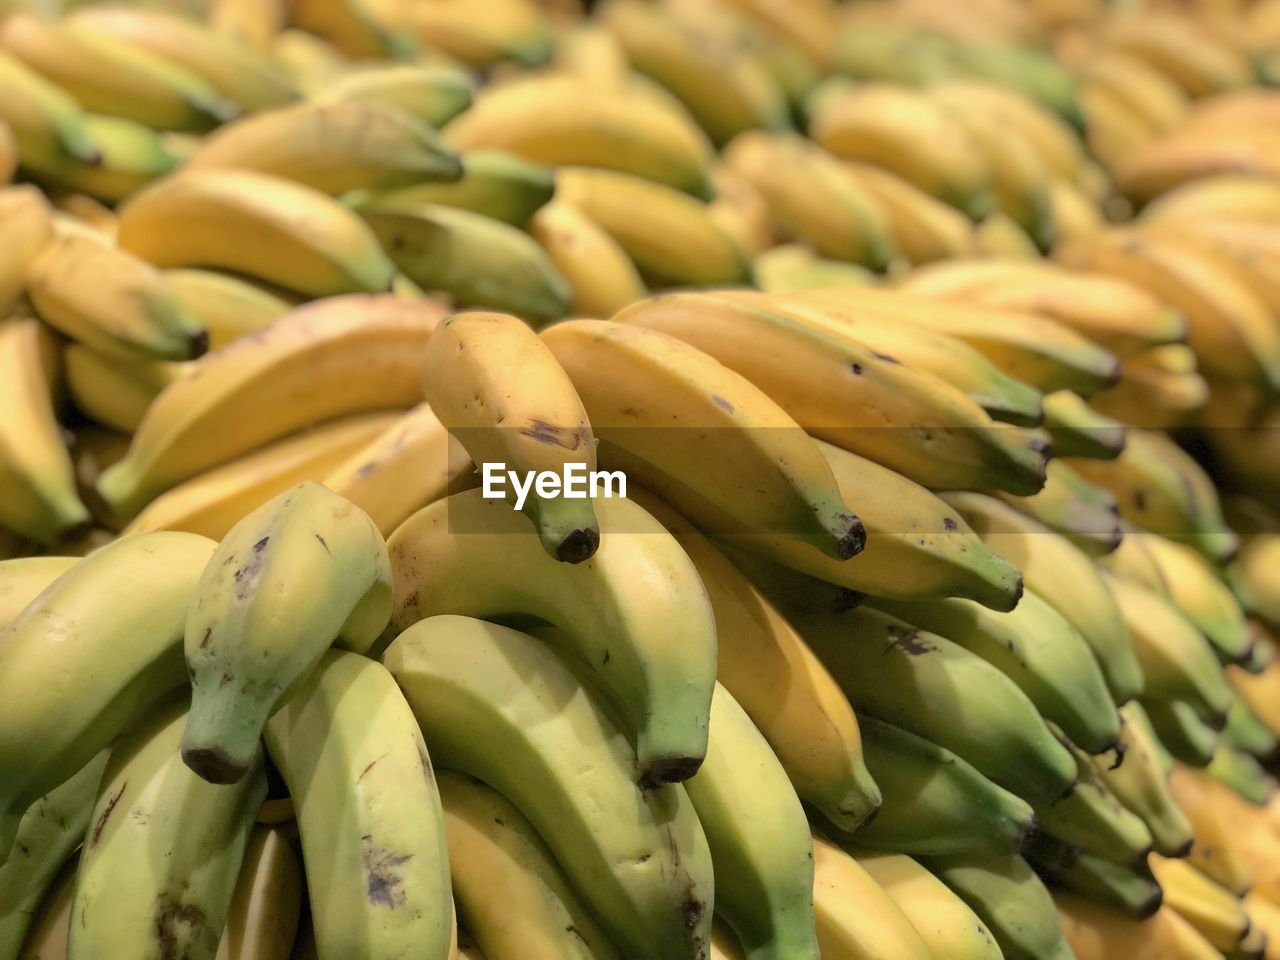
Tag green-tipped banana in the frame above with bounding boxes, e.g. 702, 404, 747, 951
182, 482, 391, 785
164, 268, 294, 351
1144, 698, 1220, 768
996, 459, 1123, 557
1043, 389, 1127, 461
1024, 834, 1162, 918
0, 49, 98, 167
26, 112, 181, 203
321, 63, 475, 128
1223, 692, 1278, 760
1206, 744, 1275, 805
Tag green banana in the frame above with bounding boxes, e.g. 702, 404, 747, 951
1207, 744, 1276, 805
995, 459, 1123, 557
1143, 698, 1220, 768
1043, 389, 1127, 460
1222, 692, 1279, 760
1024, 834, 1162, 918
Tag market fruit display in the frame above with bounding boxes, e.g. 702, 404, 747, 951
4, 0, 1280, 958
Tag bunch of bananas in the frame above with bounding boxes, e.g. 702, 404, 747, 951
3, 0, 1280, 958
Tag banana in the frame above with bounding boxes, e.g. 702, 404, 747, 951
117, 170, 396, 298
442, 72, 714, 197
1208, 743, 1276, 804
395, 0, 552, 68
898, 258, 1187, 359
842, 162, 975, 264
263, 650, 452, 960
0, 754, 105, 959
1114, 128, 1280, 205
1142, 173, 1280, 225
752, 245, 873, 294
70, 695, 265, 960
0, 531, 214, 862
15, 852, 75, 960
96, 294, 442, 519
164, 269, 295, 351
630, 490, 880, 830
359, 201, 571, 323
1083, 51, 1190, 135
1230, 660, 1280, 746
808, 79, 994, 220
1042, 389, 1128, 460
188, 100, 459, 196
846, 714, 1035, 858
0, 185, 52, 315
0, 317, 90, 545
0, 13, 237, 131
810, 836, 934, 960
722, 132, 895, 269
793, 285, 1121, 396
1102, 13, 1254, 97
552, 166, 750, 286
1050, 178, 1106, 243
64, 344, 186, 434
320, 63, 474, 129
873, 586, 1121, 753
1058, 895, 1225, 960
0, 49, 98, 168
182, 483, 391, 784
997, 459, 1123, 556
0, 555, 77, 626
973, 210, 1042, 259
797, 606, 1079, 804
716, 0, 834, 71
944, 491, 1146, 703
1145, 697, 1220, 767
1072, 428, 1239, 563
1092, 347, 1210, 430
849, 848, 1004, 960
1223, 691, 1278, 759
925, 853, 1075, 960
287, 0, 408, 59
542, 317, 865, 559
527, 200, 647, 317
601, 0, 788, 147
1153, 853, 1252, 954
353, 150, 553, 226
613, 290, 1048, 497
216, 827, 302, 960
1170, 763, 1256, 894
388, 490, 716, 783
25, 112, 180, 204
422, 311, 598, 561
269, 29, 346, 96
1099, 702, 1195, 857
1028, 837, 1162, 917
383, 615, 715, 960
437, 771, 622, 960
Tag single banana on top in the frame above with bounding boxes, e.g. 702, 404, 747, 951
945, 491, 1146, 704
189, 100, 462, 195
387, 490, 717, 785
64, 343, 187, 434
71, 695, 266, 960
423, 311, 598, 563
439, 771, 622, 960
117, 169, 396, 298
383, 615, 715, 960
0, 317, 90, 545
541, 318, 864, 559
319, 63, 474, 129
0, 531, 214, 862
527, 201, 648, 318
842, 162, 975, 264
996, 458, 1123, 557
26, 112, 181, 204
0, 13, 237, 131
264, 650, 453, 960
96, 294, 444, 519
798, 606, 1079, 805
0, 186, 53, 315
0, 49, 98, 168
685, 684, 819, 960
612, 291, 1048, 498
216, 827, 302, 960
0, 555, 77, 626
164, 268, 295, 351
182, 483, 391, 784
0, 753, 105, 960
442, 72, 715, 197
1042, 389, 1127, 461
722, 131, 895, 269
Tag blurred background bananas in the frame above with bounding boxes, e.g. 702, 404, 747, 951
3, 0, 1280, 958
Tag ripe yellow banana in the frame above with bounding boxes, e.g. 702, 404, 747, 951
443, 72, 715, 197
1171, 764, 1256, 894
395, 0, 553, 68
64, 343, 186, 434
1042, 389, 1127, 460
0, 49, 98, 168
182, 482, 391, 784
288, 0, 408, 60
383, 614, 715, 960
423, 311, 599, 562
320, 63, 474, 129
974, 210, 1042, 260
0, 555, 77, 626
0, 317, 90, 545
0, 185, 52, 315
613, 291, 1048, 497
96, 294, 443, 518
752, 245, 873, 295
216, 826, 302, 960
842, 162, 975, 264
1049, 178, 1105, 243
264, 650, 453, 960
527, 200, 647, 317
1084, 51, 1190, 135
1142, 172, 1280, 224
1102, 13, 1254, 97
117, 169, 396, 298
164, 268, 294, 351
808, 79, 995, 220
0, 531, 214, 861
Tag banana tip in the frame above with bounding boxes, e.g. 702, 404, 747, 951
554, 527, 600, 564
187, 329, 210, 360
182, 745, 250, 785
639, 754, 704, 788
834, 516, 866, 560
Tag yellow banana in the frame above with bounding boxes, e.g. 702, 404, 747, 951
1152, 852, 1253, 953
716, 0, 835, 71
26, 112, 181, 204
1057, 895, 1222, 960
396, 0, 553, 68
287, 0, 408, 60
973, 210, 1042, 260
842, 161, 975, 264
1102, 13, 1254, 97
208, 0, 286, 52
64, 343, 187, 434
1170, 763, 1255, 895
319, 63, 475, 129
1115, 127, 1280, 205
0, 48, 98, 168
527, 200, 647, 317
752, 245, 874, 294
1049, 177, 1106, 243
1142, 172, 1280, 224
1084, 50, 1190, 135
1042, 389, 1127, 460
164, 268, 295, 351
0, 185, 52, 315
0, 555, 78, 626
1099, 702, 1195, 858
216, 826, 302, 960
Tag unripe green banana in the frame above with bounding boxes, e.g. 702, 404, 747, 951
996, 459, 1124, 558
182, 482, 391, 785
1025, 834, 1162, 918
1144, 697, 1220, 768
1099, 702, 1194, 858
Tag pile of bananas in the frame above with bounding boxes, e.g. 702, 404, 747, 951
4, 0, 1280, 958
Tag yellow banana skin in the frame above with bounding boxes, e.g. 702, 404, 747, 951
752, 245, 873, 295
383, 615, 716, 960
0, 49, 98, 168
189, 100, 462, 195
1098, 702, 1194, 858
0, 530, 215, 862
439, 770, 623, 960
117, 169, 396, 298
1151, 854, 1252, 954
0, 186, 53, 315
320, 63, 475, 129
164, 268, 294, 351
387, 491, 717, 785
843, 162, 975, 264
1142, 173, 1280, 225
543, 317, 864, 559
423, 311, 599, 562
96, 294, 444, 519
685, 684, 819, 960
528, 200, 647, 318
31, 112, 180, 206
216, 826, 302, 960
0, 753, 106, 959
1103, 13, 1254, 98
443, 73, 715, 197
64, 344, 187, 434
71, 696, 266, 960
264, 650, 453, 960
0, 317, 90, 544
182, 482, 392, 784
396, 0, 553, 69
0, 555, 77, 626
